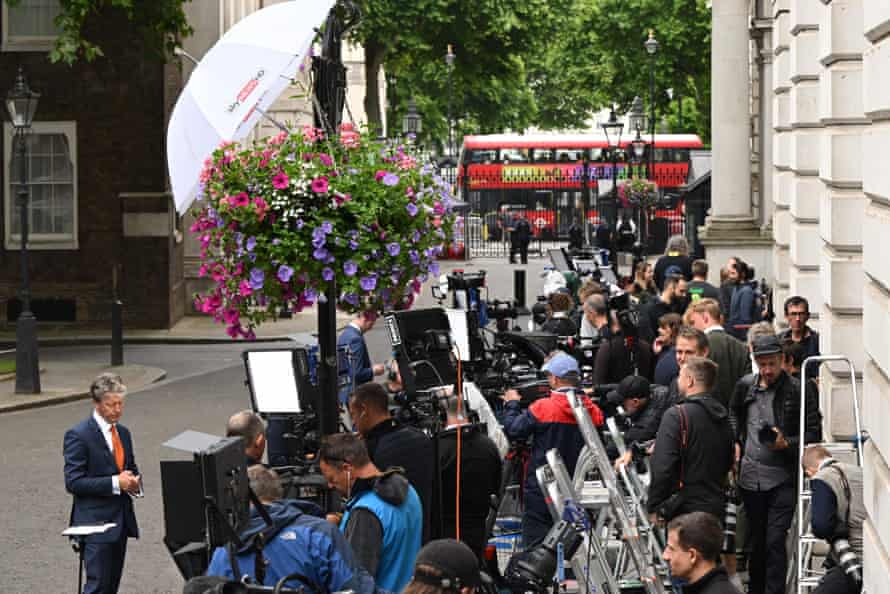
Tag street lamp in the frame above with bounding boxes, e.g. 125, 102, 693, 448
628, 96, 647, 174
402, 97, 422, 138
445, 44, 455, 158
645, 29, 659, 182
5, 66, 41, 394
600, 106, 624, 227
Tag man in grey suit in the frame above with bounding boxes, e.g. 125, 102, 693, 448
688, 298, 751, 407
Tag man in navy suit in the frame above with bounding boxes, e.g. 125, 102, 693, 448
338, 311, 385, 391
64, 373, 141, 593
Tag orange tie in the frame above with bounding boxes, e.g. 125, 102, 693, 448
110, 425, 125, 472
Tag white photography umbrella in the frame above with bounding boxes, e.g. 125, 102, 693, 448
167, 0, 336, 214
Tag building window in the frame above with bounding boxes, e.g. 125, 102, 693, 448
4, 121, 77, 250
2, 0, 61, 52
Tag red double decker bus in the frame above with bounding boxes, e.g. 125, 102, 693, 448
455, 133, 704, 252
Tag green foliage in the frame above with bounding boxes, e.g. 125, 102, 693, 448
7, 0, 193, 64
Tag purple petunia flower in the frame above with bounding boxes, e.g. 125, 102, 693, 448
313, 247, 330, 261
277, 265, 294, 283
303, 288, 317, 303
429, 262, 440, 276
360, 275, 377, 291
382, 172, 400, 186
409, 250, 420, 265
349, 239, 359, 250
391, 272, 401, 284
344, 292, 359, 307
312, 235, 326, 249
320, 221, 334, 234
406, 203, 418, 217
246, 236, 257, 252
343, 260, 358, 276
386, 242, 400, 257
249, 268, 265, 290
322, 267, 334, 281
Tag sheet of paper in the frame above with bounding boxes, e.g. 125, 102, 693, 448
62, 523, 116, 536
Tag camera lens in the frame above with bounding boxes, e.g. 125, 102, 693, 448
832, 539, 862, 584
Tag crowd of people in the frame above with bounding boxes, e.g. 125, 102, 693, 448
61, 236, 863, 594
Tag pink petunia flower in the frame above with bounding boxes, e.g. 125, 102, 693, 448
232, 192, 250, 207
272, 172, 290, 190
239, 280, 253, 297
311, 177, 329, 194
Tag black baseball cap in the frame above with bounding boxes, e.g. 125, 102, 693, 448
752, 335, 783, 357
618, 375, 650, 400
413, 539, 482, 590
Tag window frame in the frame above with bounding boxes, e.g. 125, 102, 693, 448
1, 0, 60, 52
4, 120, 78, 250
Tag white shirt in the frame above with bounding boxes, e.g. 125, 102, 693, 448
704, 324, 724, 334
349, 321, 364, 334
93, 410, 121, 495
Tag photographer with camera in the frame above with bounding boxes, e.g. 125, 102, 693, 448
729, 334, 822, 594
318, 433, 423, 593
438, 392, 502, 558
205, 465, 378, 594
647, 357, 735, 524
802, 445, 865, 594
226, 410, 266, 467
499, 352, 605, 548
611, 375, 673, 470
348, 382, 434, 543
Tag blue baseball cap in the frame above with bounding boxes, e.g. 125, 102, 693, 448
541, 352, 580, 378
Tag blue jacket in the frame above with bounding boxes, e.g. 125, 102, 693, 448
338, 324, 373, 385
499, 390, 604, 519
63, 415, 139, 543
341, 472, 422, 593
207, 500, 380, 594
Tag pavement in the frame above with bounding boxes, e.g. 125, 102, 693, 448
0, 255, 556, 414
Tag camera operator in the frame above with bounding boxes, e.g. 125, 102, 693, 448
438, 392, 502, 558
611, 376, 673, 470
540, 292, 578, 337
729, 335, 822, 594
662, 512, 741, 594
499, 352, 605, 548
802, 445, 865, 594
579, 293, 611, 341
592, 324, 654, 385
647, 357, 734, 524
639, 274, 689, 344
205, 465, 378, 594
226, 410, 266, 466
318, 433, 423, 593
348, 382, 434, 543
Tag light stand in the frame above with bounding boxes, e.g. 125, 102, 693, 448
6, 67, 40, 394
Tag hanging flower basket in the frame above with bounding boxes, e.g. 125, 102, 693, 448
617, 178, 658, 210
189, 125, 456, 339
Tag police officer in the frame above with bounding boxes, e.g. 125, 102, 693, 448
802, 445, 865, 594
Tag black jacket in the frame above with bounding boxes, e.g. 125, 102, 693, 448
646, 394, 735, 521
593, 335, 654, 384
437, 425, 503, 556
729, 371, 822, 476
653, 254, 693, 290
684, 567, 741, 594
541, 315, 578, 337
624, 385, 675, 448
364, 419, 434, 542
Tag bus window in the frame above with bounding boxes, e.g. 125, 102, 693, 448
532, 149, 553, 162
674, 149, 690, 163
468, 150, 497, 164
554, 149, 582, 162
502, 148, 530, 163
589, 148, 605, 162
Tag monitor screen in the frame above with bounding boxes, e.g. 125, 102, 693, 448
244, 350, 302, 415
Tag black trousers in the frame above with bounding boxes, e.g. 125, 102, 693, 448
510, 242, 528, 264
740, 482, 795, 594
84, 538, 128, 593
813, 566, 861, 594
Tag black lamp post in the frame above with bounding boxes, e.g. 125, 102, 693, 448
6, 67, 40, 394
402, 97, 422, 138
628, 96, 647, 177
600, 106, 624, 228
645, 30, 659, 182
445, 44, 455, 158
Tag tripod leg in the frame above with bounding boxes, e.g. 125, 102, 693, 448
77, 541, 85, 594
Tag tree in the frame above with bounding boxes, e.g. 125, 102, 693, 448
7, 0, 192, 64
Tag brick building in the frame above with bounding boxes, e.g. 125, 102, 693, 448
0, 1, 183, 329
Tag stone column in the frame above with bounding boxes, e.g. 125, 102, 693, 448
700, 0, 773, 283
772, 0, 793, 311
860, 0, 890, 587
818, 0, 869, 441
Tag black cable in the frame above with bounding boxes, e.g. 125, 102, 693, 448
412, 358, 447, 387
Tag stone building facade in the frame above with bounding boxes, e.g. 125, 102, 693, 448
710, 0, 890, 587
